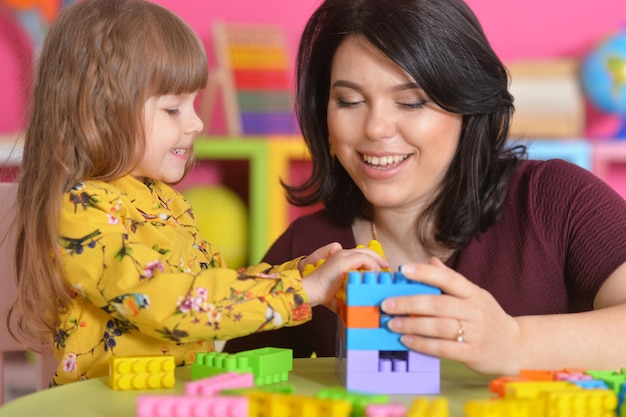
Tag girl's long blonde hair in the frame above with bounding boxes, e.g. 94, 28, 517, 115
9, 0, 208, 347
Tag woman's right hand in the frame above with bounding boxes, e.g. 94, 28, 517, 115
301, 242, 389, 308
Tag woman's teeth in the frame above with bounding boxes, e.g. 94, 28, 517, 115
363, 154, 409, 167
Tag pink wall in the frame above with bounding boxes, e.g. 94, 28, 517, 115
1, 0, 625, 135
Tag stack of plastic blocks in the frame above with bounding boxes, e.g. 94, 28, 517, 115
191, 346, 293, 386
336, 269, 442, 394
466, 367, 623, 416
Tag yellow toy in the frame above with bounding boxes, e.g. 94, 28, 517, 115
109, 355, 175, 390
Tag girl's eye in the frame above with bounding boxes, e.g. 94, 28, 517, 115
165, 108, 180, 116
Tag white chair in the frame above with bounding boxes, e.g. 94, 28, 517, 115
0, 182, 57, 404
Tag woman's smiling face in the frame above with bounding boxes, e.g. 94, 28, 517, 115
327, 35, 463, 211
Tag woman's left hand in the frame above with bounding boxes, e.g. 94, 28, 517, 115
381, 257, 522, 375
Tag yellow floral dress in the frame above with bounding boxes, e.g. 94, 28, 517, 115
50, 176, 311, 385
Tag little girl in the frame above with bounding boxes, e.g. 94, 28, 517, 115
8, 0, 387, 386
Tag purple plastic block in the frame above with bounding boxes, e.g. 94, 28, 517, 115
338, 369, 440, 395
185, 372, 254, 396
407, 351, 439, 373
336, 354, 440, 394
344, 350, 380, 373
136, 395, 248, 417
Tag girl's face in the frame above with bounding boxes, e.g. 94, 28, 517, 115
327, 36, 462, 212
132, 92, 203, 183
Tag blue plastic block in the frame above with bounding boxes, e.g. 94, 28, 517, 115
345, 328, 406, 351
345, 270, 441, 307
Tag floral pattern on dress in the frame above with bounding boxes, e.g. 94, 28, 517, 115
50, 176, 310, 386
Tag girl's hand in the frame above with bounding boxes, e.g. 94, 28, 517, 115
381, 257, 522, 375
302, 243, 389, 309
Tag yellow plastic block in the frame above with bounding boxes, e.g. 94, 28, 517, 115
109, 355, 175, 390
247, 392, 352, 417
504, 380, 579, 400
408, 397, 450, 417
540, 389, 617, 415
464, 398, 543, 417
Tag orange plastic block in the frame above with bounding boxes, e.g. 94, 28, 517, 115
518, 369, 554, 381
344, 305, 380, 328
489, 376, 532, 397
109, 355, 175, 390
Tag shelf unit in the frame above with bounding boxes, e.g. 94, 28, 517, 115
0, 135, 624, 265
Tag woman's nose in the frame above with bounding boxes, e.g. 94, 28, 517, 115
364, 104, 396, 140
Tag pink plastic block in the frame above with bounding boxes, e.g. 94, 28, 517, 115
366, 403, 406, 417
185, 372, 254, 396
136, 395, 248, 417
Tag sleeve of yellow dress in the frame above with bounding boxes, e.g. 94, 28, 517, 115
58, 181, 312, 344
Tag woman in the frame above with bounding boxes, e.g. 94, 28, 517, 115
225, 0, 626, 375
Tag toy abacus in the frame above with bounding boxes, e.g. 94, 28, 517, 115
205, 21, 299, 136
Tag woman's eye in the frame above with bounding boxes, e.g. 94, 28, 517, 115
399, 100, 426, 109
337, 98, 362, 108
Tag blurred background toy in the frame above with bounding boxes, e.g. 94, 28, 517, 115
581, 28, 626, 139
182, 185, 249, 269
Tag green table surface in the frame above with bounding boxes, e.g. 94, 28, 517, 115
0, 357, 493, 416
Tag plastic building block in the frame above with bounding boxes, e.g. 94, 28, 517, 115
109, 355, 175, 390
365, 403, 406, 417
220, 384, 295, 396
407, 398, 449, 417
345, 270, 441, 307
185, 372, 254, 396
302, 259, 325, 277
237, 347, 293, 386
136, 395, 248, 417
317, 387, 388, 417
517, 369, 554, 380
464, 398, 543, 417
489, 376, 533, 397
336, 369, 440, 395
540, 389, 617, 415
586, 369, 626, 393
191, 351, 252, 380
246, 391, 352, 417
572, 379, 609, 389
343, 328, 407, 351
504, 380, 580, 399
192, 347, 293, 386
339, 350, 438, 374
339, 305, 380, 328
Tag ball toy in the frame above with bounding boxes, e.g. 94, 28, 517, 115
580, 29, 626, 138
182, 185, 248, 269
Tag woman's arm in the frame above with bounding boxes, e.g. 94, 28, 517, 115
382, 259, 626, 375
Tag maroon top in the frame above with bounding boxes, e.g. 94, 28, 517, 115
225, 159, 626, 357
